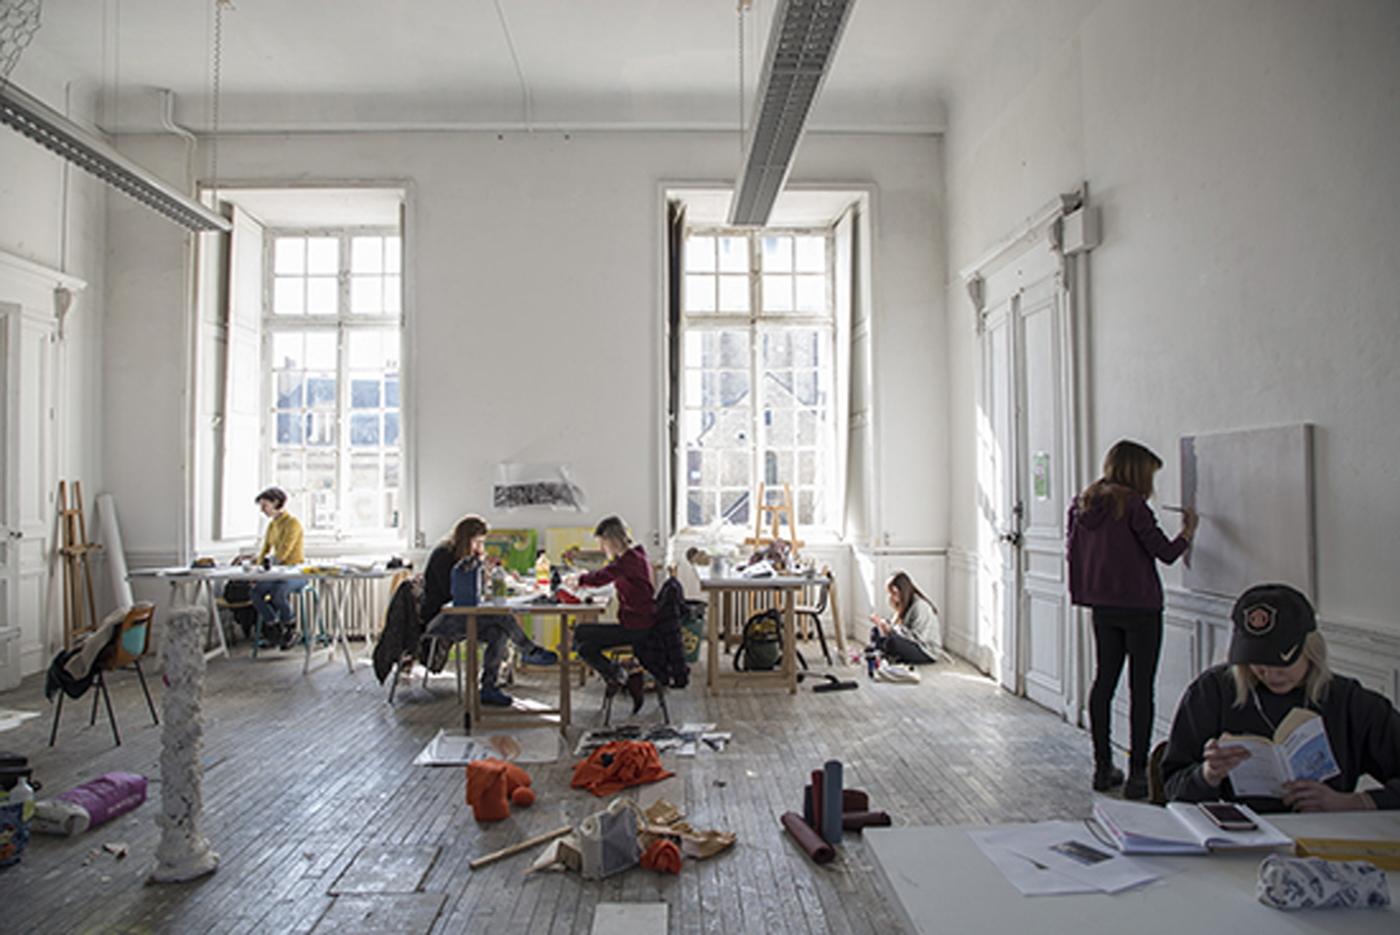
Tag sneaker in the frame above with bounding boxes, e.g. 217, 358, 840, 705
1123, 771, 1149, 800
1092, 765, 1125, 792
626, 671, 647, 714
479, 687, 514, 707
520, 645, 559, 666
277, 625, 300, 651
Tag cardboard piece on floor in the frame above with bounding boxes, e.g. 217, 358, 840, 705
311, 894, 447, 934
414, 728, 560, 766
591, 902, 668, 935
329, 846, 440, 895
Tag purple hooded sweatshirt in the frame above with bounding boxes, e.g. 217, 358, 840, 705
1066, 486, 1189, 610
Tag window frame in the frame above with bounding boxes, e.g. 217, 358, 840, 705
677, 225, 839, 537
261, 225, 406, 547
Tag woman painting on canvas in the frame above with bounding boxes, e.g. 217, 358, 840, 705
1161, 583, 1400, 812
1067, 440, 1197, 799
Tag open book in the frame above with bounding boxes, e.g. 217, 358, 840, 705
1092, 798, 1292, 855
1221, 708, 1341, 798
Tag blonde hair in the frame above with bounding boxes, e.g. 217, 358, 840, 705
1077, 439, 1163, 519
1231, 631, 1332, 708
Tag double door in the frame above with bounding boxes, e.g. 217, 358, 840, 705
977, 241, 1077, 719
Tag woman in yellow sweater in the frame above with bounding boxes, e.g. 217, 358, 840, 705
241, 486, 306, 649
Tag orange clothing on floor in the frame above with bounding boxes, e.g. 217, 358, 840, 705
640, 838, 682, 874
570, 740, 674, 797
466, 758, 532, 822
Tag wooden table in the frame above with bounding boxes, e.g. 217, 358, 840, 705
128, 565, 396, 672
439, 600, 604, 733
866, 812, 1400, 934
698, 571, 811, 694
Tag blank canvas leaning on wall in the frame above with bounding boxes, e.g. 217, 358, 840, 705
1179, 424, 1315, 600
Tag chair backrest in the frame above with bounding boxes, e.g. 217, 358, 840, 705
108, 603, 156, 669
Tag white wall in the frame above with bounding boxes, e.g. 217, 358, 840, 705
0, 57, 109, 661
104, 130, 946, 619
943, 1, 1400, 693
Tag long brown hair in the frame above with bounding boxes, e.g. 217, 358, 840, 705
887, 571, 935, 622
444, 515, 489, 561
1077, 439, 1163, 519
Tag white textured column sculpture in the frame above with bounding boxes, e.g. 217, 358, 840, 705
149, 604, 220, 882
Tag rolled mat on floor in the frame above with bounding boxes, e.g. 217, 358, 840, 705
782, 812, 835, 865
842, 789, 869, 813
821, 760, 843, 845
842, 810, 893, 831
810, 769, 824, 841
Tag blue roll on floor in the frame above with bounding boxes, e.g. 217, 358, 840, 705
822, 759, 843, 844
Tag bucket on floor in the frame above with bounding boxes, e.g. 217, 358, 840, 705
0, 801, 29, 868
0, 627, 21, 692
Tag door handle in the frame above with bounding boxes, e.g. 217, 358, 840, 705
6, 530, 21, 540
1000, 531, 1022, 547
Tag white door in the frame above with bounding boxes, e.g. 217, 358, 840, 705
977, 240, 1075, 712
978, 288, 1022, 692
1, 304, 56, 675
1015, 272, 1075, 718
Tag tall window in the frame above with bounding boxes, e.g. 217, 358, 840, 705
264, 231, 403, 538
680, 229, 835, 530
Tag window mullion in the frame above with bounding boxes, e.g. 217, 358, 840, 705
748, 231, 762, 524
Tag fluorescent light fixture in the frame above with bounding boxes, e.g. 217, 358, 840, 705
0, 80, 231, 233
728, 0, 856, 227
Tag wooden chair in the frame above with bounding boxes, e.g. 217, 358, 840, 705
50, 604, 159, 747
1148, 740, 1170, 806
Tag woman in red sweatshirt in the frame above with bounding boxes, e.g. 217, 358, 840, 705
1068, 440, 1196, 799
570, 515, 656, 711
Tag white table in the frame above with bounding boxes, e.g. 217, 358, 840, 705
698, 570, 815, 694
867, 812, 1400, 934
129, 565, 397, 672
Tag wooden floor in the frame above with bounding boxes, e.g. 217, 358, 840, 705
0, 639, 1100, 934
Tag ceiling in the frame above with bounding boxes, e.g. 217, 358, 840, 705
14, 0, 1001, 134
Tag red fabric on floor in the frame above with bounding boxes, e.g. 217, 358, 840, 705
466, 758, 532, 822
640, 838, 682, 874
570, 740, 673, 797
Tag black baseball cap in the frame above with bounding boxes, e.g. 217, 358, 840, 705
1227, 583, 1316, 667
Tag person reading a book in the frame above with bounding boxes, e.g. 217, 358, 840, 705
1162, 583, 1400, 812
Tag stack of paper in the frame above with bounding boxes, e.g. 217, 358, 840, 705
968, 821, 1164, 896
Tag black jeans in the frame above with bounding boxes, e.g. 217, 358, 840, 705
1088, 608, 1163, 773
868, 626, 937, 665
574, 623, 645, 684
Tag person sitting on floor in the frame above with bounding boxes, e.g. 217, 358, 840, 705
232, 486, 306, 651
423, 515, 556, 707
567, 515, 656, 713
868, 571, 941, 665
1161, 582, 1400, 812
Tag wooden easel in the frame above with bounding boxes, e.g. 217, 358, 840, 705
745, 482, 804, 550
58, 481, 101, 649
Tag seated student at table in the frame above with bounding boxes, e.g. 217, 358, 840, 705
422, 515, 557, 707
568, 515, 656, 712
232, 486, 306, 650
868, 571, 941, 665
1162, 582, 1400, 812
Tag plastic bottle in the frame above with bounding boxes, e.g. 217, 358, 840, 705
534, 550, 551, 590
10, 775, 35, 822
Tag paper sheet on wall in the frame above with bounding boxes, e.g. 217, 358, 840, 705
493, 462, 587, 512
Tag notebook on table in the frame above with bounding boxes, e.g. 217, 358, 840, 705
1092, 798, 1292, 855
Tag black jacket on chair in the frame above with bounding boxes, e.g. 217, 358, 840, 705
634, 577, 691, 689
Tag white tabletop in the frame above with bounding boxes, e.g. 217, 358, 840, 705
697, 570, 816, 589
867, 812, 1400, 934
129, 565, 399, 581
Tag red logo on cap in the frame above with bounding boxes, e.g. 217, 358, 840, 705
1244, 604, 1276, 636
